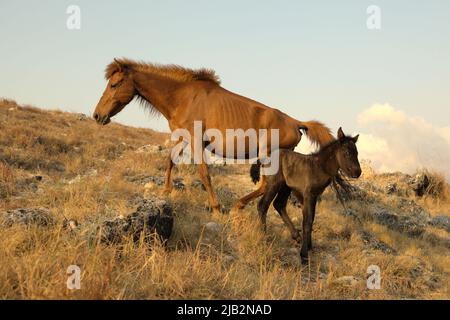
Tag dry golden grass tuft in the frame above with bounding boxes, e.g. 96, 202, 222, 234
0, 161, 15, 199
0, 99, 449, 299
423, 170, 449, 201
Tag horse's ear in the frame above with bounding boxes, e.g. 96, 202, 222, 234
298, 125, 308, 134
337, 127, 345, 139
353, 134, 359, 143
114, 58, 123, 73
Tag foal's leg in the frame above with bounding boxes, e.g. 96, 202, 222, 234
233, 175, 267, 211
256, 184, 280, 233
273, 185, 300, 242
198, 162, 221, 214
300, 195, 317, 263
307, 198, 317, 251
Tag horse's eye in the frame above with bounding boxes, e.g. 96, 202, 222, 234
111, 82, 121, 89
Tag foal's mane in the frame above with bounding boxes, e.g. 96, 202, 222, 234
310, 135, 354, 157
105, 58, 221, 85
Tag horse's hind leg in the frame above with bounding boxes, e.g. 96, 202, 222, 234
273, 185, 300, 242
233, 175, 267, 211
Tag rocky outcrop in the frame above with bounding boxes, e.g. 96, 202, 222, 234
359, 230, 397, 254
98, 198, 173, 245
373, 209, 427, 237
429, 215, 450, 232
1, 208, 54, 227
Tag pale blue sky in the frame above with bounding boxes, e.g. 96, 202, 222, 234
1, 0, 449, 133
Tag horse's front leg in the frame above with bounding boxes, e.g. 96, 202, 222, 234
163, 151, 174, 194
198, 162, 221, 215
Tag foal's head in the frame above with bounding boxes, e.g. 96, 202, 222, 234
93, 59, 135, 125
335, 127, 362, 178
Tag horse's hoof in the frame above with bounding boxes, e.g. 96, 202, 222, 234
231, 205, 243, 213
232, 202, 245, 211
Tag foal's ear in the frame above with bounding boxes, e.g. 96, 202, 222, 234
337, 127, 345, 139
352, 134, 359, 143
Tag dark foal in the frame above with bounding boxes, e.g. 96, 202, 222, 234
252, 128, 362, 263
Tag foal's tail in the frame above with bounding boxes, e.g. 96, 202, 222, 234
297, 120, 334, 147
250, 161, 261, 184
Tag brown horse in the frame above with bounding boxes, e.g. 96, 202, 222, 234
251, 128, 361, 263
93, 58, 334, 214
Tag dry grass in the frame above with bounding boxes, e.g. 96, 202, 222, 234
0, 161, 15, 199
0, 99, 449, 299
423, 170, 449, 201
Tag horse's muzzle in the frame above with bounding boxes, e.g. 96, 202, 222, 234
93, 112, 111, 125
351, 167, 362, 179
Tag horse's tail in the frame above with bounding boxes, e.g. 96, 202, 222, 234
297, 120, 334, 147
250, 160, 261, 184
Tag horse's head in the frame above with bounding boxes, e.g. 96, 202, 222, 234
335, 127, 362, 179
93, 59, 135, 125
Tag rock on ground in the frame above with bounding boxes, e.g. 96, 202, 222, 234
373, 210, 426, 237
127, 174, 185, 190
98, 199, 173, 245
333, 276, 361, 286
204, 221, 222, 234
135, 144, 163, 154
215, 186, 237, 212
201, 221, 224, 244
1, 208, 54, 227
429, 215, 450, 232
359, 230, 397, 254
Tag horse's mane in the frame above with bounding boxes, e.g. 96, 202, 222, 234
105, 58, 221, 85
310, 135, 354, 157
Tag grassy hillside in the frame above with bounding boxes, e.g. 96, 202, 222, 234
0, 99, 448, 299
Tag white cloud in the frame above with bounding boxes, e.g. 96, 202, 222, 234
357, 133, 389, 156
357, 103, 406, 125
356, 103, 450, 180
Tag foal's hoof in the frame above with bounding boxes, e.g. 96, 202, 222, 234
291, 230, 301, 243
300, 255, 309, 265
